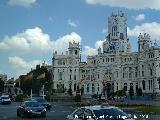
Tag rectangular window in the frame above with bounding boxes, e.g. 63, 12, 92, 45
59, 72, 62, 80
92, 84, 95, 93
74, 75, 76, 80
124, 83, 127, 91
136, 83, 138, 92
135, 72, 138, 77
142, 71, 144, 77
87, 84, 90, 92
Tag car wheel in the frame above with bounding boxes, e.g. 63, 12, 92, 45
17, 110, 20, 117
20, 111, 24, 118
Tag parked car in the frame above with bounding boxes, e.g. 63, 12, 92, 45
0, 95, 11, 104
35, 98, 52, 110
17, 101, 46, 118
66, 105, 134, 120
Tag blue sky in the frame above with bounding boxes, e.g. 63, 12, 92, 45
1, 0, 160, 79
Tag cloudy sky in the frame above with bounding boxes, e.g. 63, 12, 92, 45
1, 0, 160, 79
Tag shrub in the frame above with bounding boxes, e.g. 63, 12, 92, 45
15, 94, 27, 102
92, 94, 98, 99
137, 88, 142, 96
75, 95, 81, 102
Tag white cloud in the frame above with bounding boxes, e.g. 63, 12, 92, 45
135, 14, 145, 21
82, 40, 104, 56
53, 32, 81, 54
8, 0, 36, 7
67, 19, 79, 27
9, 56, 42, 77
86, 0, 160, 10
0, 27, 81, 55
0, 27, 52, 54
128, 22, 160, 40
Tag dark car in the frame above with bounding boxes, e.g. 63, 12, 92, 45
17, 101, 46, 118
35, 98, 52, 110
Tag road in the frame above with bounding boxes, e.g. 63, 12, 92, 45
0, 102, 75, 120
0, 102, 160, 120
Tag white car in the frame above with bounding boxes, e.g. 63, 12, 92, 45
0, 95, 11, 104
66, 105, 134, 120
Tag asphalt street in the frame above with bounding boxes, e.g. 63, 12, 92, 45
0, 102, 160, 120
0, 102, 75, 120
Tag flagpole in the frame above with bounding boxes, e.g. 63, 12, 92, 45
31, 88, 32, 99
42, 85, 45, 99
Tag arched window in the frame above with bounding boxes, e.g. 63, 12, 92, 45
142, 80, 145, 90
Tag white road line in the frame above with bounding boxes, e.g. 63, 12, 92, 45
61, 111, 71, 112
50, 110, 55, 112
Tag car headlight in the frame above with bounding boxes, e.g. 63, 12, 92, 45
43, 108, 46, 112
26, 109, 32, 112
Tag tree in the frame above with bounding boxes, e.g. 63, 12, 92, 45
0, 79, 4, 92
136, 88, 142, 96
129, 87, 134, 99
67, 87, 72, 96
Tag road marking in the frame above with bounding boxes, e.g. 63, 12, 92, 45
50, 110, 55, 112
61, 111, 71, 113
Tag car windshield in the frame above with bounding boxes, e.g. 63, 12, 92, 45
25, 101, 41, 107
1, 97, 9, 99
93, 108, 127, 120
35, 99, 46, 103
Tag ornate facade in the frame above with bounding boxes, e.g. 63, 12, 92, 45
52, 11, 160, 96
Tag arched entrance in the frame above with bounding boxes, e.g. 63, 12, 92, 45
102, 70, 113, 98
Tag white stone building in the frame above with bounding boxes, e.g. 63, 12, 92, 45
52, 11, 160, 96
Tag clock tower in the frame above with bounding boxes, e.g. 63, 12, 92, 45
103, 11, 131, 53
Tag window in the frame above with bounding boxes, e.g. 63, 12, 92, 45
124, 83, 127, 91
142, 71, 144, 77
150, 69, 153, 76
75, 50, 77, 55
130, 83, 133, 90
135, 72, 138, 78
159, 80, 160, 90
74, 83, 76, 92
97, 73, 99, 79
59, 72, 62, 80
116, 71, 118, 78
87, 84, 90, 92
149, 80, 151, 90
136, 83, 138, 92
74, 75, 76, 80
142, 80, 145, 90
92, 84, 95, 93
120, 33, 124, 39
97, 84, 99, 91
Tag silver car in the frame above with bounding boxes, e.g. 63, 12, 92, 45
66, 105, 134, 120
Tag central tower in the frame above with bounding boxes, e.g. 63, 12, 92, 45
103, 11, 131, 53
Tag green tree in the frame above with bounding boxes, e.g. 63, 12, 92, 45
136, 88, 142, 96
0, 79, 4, 92
67, 87, 73, 96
